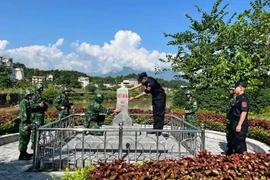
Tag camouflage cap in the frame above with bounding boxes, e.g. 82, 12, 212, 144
36, 83, 43, 90
95, 93, 105, 103
62, 87, 72, 93
24, 89, 34, 97
185, 89, 192, 95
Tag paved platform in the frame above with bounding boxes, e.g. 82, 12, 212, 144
0, 137, 250, 180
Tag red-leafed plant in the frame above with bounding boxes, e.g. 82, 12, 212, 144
87, 151, 270, 179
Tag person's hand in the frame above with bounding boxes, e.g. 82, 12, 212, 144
39, 102, 44, 107
129, 97, 135, 101
236, 125, 242, 132
114, 108, 121, 113
24, 126, 28, 131
111, 108, 121, 116
61, 106, 65, 110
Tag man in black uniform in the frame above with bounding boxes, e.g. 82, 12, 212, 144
233, 82, 249, 154
129, 72, 166, 132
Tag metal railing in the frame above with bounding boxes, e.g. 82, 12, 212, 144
33, 112, 205, 171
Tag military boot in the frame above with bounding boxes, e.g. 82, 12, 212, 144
225, 148, 234, 156
25, 151, 33, 157
18, 151, 31, 160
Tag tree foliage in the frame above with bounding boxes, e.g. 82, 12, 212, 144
161, 0, 270, 89
85, 84, 97, 93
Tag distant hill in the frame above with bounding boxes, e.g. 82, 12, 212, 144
98, 67, 185, 81
11, 62, 188, 89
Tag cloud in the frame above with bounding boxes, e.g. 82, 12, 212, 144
0, 30, 170, 75
0, 40, 9, 50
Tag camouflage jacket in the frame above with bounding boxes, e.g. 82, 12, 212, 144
19, 98, 32, 124
226, 95, 236, 120
85, 100, 113, 120
31, 91, 47, 113
53, 94, 71, 111
184, 97, 198, 114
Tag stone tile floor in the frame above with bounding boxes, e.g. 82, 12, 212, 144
0, 138, 236, 180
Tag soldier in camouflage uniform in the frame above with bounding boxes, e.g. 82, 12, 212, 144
225, 84, 236, 155
53, 87, 73, 118
30, 83, 48, 149
84, 93, 121, 135
184, 90, 198, 125
18, 89, 34, 160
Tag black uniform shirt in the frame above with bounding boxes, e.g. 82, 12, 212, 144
142, 77, 164, 97
233, 93, 249, 120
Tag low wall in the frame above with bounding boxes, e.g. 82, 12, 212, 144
206, 130, 270, 153
0, 133, 19, 146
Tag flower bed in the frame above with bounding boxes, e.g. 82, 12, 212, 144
54, 151, 270, 179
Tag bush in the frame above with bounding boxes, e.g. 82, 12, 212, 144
173, 88, 228, 113
248, 127, 270, 146
173, 87, 270, 113
83, 152, 270, 179
42, 84, 60, 104
51, 164, 95, 180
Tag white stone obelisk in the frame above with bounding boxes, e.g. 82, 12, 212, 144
113, 85, 133, 126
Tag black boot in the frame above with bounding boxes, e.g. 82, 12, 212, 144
18, 151, 31, 160
225, 148, 234, 156
25, 152, 33, 157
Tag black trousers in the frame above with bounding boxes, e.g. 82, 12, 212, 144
152, 92, 166, 129
233, 119, 248, 154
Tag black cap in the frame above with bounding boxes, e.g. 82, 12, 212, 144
235, 82, 247, 88
138, 72, 147, 82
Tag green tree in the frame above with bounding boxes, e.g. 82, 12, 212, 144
85, 84, 97, 93
15, 79, 32, 89
42, 84, 59, 104
161, 0, 270, 89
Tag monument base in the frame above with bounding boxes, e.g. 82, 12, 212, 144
101, 124, 141, 136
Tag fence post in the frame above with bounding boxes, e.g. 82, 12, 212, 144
118, 123, 123, 159
32, 123, 39, 170
200, 123, 206, 151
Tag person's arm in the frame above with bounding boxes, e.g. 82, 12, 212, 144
128, 83, 143, 91
19, 100, 27, 123
236, 111, 247, 132
129, 92, 147, 101
236, 100, 248, 132
99, 105, 113, 115
189, 99, 198, 113
53, 95, 63, 111
31, 93, 44, 110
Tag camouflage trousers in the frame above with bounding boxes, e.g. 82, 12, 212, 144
31, 113, 45, 144
59, 109, 69, 119
185, 114, 195, 125
84, 116, 104, 136
18, 123, 31, 151
226, 118, 234, 149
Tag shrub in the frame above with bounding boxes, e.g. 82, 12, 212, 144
51, 164, 95, 180
86, 152, 270, 179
